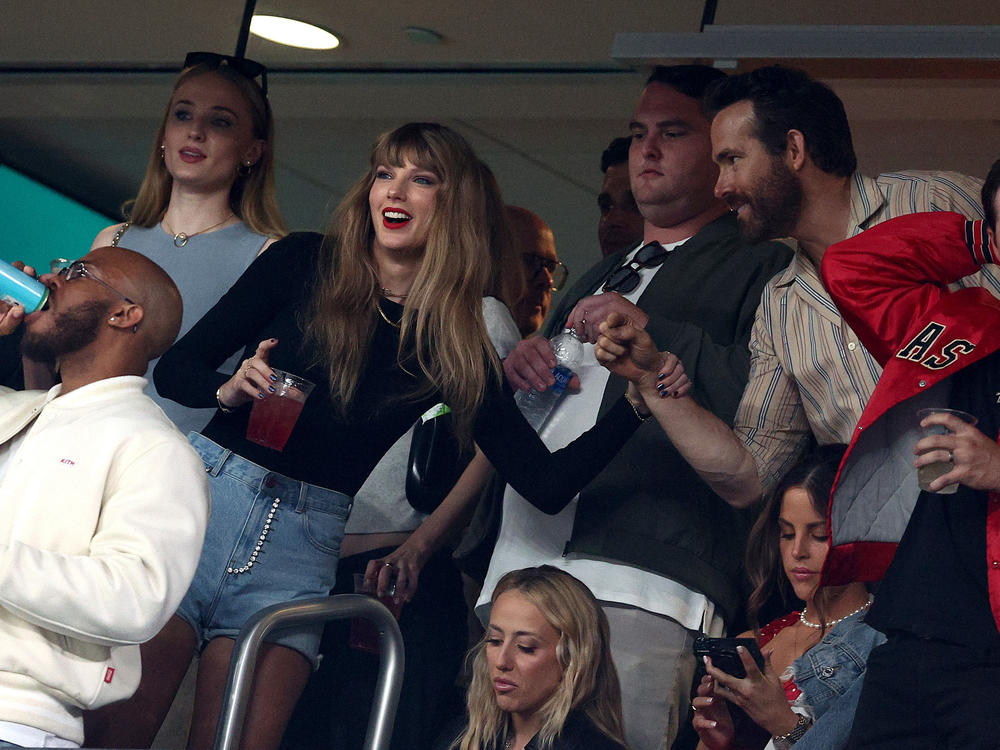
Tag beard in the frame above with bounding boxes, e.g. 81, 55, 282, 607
735, 158, 804, 244
21, 300, 108, 364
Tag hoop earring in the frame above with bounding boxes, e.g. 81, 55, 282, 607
238, 160, 253, 177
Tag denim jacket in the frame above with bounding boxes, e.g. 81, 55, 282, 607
789, 610, 886, 750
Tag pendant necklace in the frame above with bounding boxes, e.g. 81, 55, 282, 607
163, 212, 234, 247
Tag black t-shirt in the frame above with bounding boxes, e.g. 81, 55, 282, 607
867, 351, 1000, 650
154, 232, 639, 503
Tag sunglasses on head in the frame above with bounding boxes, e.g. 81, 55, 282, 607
602, 241, 669, 294
184, 51, 268, 97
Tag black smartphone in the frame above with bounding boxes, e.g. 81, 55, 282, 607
693, 636, 765, 679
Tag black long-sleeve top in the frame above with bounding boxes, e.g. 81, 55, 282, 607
154, 232, 640, 505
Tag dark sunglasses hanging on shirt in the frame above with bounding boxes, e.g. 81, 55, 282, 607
603, 241, 669, 294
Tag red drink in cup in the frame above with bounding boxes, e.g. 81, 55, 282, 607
246, 368, 315, 451
349, 573, 404, 654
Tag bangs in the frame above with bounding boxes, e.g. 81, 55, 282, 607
370, 123, 446, 179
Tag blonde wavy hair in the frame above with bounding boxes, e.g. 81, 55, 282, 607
455, 566, 627, 750
125, 63, 285, 238
303, 122, 501, 443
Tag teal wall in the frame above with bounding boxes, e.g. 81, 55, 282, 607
0, 165, 112, 273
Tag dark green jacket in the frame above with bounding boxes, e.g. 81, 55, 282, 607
540, 212, 791, 626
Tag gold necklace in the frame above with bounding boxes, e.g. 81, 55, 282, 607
163, 212, 235, 247
380, 286, 408, 300
375, 298, 401, 328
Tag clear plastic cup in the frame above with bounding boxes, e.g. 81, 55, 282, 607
348, 572, 404, 654
916, 407, 978, 494
246, 368, 315, 451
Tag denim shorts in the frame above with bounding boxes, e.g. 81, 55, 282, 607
177, 433, 353, 665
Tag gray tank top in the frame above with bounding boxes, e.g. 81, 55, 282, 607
116, 221, 269, 435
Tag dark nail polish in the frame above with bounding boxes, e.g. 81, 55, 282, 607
659, 390, 669, 398
657, 372, 667, 381
269, 374, 277, 382
257, 392, 264, 399
672, 391, 681, 398
268, 386, 275, 393
656, 382, 666, 391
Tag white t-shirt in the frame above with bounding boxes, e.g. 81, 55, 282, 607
478, 241, 725, 637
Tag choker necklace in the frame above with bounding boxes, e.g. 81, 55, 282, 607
375, 298, 401, 328
380, 286, 408, 299
800, 594, 873, 629
163, 213, 234, 247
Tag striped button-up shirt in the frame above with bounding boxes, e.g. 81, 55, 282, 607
737, 170, 997, 494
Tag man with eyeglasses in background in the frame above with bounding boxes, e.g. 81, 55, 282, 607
505, 206, 566, 337
478, 65, 791, 750
0, 246, 208, 749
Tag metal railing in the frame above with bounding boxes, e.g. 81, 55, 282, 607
213, 594, 405, 750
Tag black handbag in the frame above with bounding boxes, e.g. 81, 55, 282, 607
405, 403, 475, 514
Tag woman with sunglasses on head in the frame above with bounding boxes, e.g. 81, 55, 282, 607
89, 51, 284, 435
447, 565, 627, 750
87, 122, 651, 750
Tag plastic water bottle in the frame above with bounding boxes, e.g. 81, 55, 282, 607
514, 328, 584, 431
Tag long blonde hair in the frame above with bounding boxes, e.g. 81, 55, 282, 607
456, 566, 627, 750
126, 63, 285, 237
304, 122, 500, 443
478, 160, 524, 312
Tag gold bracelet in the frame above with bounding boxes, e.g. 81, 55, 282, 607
624, 393, 651, 422
216, 387, 236, 414
772, 713, 811, 747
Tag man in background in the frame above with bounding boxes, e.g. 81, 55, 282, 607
598, 136, 644, 258
506, 205, 565, 336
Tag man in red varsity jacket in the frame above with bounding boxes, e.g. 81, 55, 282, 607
820, 171, 1000, 748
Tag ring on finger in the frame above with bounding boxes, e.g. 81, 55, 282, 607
948, 450, 954, 463
384, 561, 394, 568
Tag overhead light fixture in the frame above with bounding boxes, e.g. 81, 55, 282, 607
250, 15, 340, 50
613, 25, 1000, 63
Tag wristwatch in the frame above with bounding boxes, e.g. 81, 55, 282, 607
772, 713, 811, 749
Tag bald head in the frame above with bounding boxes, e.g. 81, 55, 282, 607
86, 246, 183, 362
506, 206, 558, 336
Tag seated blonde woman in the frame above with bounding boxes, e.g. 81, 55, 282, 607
449, 565, 627, 750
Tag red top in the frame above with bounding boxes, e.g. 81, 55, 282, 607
758, 612, 802, 702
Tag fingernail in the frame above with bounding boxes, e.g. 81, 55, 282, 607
257, 392, 265, 399
672, 391, 680, 398
268, 386, 275, 393
270, 338, 277, 343
736, 645, 745, 653
659, 390, 669, 399
657, 372, 667, 381
702, 655, 708, 664
705, 697, 713, 705
656, 383, 666, 391
709, 721, 717, 729
270, 374, 277, 382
